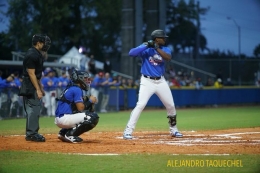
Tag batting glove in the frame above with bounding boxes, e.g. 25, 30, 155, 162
147, 40, 155, 48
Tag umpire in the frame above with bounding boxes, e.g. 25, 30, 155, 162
21, 34, 51, 142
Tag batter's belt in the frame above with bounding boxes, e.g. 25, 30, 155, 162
143, 75, 162, 80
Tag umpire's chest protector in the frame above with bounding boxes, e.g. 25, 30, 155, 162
23, 47, 44, 79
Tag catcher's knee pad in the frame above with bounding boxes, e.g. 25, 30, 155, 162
66, 112, 99, 136
167, 114, 177, 126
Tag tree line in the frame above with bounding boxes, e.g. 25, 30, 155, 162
0, 0, 259, 62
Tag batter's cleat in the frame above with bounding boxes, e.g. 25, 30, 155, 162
123, 133, 133, 140
65, 134, 83, 143
171, 131, 183, 138
25, 134, 45, 142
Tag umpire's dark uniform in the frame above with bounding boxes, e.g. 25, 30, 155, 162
22, 47, 45, 141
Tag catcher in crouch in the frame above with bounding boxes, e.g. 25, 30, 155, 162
55, 69, 99, 143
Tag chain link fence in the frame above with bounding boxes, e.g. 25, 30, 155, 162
165, 56, 260, 86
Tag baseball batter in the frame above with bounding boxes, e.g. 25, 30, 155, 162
123, 29, 183, 139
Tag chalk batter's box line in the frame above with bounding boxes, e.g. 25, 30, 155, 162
116, 131, 260, 146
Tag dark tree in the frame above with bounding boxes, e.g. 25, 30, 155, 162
3, 0, 122, 61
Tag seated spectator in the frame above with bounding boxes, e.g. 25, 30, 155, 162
224, 78, 234, 86
134, 75, 141, 87
120, 78, 128, 89
194, 77, 203, 89
171, 76, 181, 88
184, 75, 192, 86
179, 76, 186, 86
168, 66, 176, 78
214, 78, 223, 88
126, 78, 137, 89
205, 77, 214, 86
117, 75, 123, 86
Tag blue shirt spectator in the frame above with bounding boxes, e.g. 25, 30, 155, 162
41, 70, 59, 91
58, 72, 70, 90
90, 72, 104, 90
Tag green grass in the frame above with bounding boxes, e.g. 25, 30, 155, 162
0, 106, 260, 173
0, 151, 259, 173
0, 106, 259, 135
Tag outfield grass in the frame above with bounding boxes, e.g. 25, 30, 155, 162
0, 106, 259, 135
0, 106, 259, 173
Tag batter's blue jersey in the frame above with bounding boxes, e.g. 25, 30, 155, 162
55, 86, 84, 117
129, 44, 171, 77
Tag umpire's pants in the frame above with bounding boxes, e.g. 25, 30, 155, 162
23, 91, 42, 136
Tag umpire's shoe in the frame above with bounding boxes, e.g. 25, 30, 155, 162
25, 134, 45, 142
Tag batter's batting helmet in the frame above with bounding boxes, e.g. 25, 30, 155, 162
151, 29, 168, 40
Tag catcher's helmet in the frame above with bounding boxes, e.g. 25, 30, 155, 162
32, 34, 51, 52
151, 29, 168, 40
71, 70, 91, 91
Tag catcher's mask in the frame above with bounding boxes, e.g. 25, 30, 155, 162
32, 34, 51, 52
71, 70, 91, 91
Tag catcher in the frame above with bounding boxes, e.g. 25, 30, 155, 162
55, 69, 99, 143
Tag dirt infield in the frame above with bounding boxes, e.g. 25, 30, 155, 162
1, 127, 260, 154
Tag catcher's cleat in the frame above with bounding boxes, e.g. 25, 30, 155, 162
58, 129, 71, 142
58, 134, 70, 142
25, 134, 45, 142
171, 131, 183, 138
65, 134, 83, 143
123, 133, 133, 140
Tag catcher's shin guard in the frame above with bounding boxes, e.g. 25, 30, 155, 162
66, 112, 99, 136
167, 114, 177, 126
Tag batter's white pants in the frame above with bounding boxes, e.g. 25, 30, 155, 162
55, 112, 88, 129
124, 75, 178, 134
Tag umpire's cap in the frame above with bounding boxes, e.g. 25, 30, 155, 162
151, 29, 168, 40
